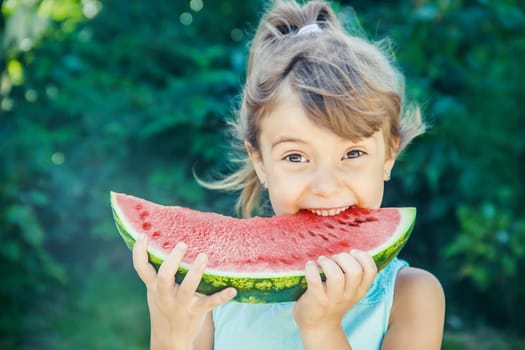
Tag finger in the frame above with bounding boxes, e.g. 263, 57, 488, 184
196, 288, 237, 313
350, 250, 377, 297
177, 253, 208, 303
317, 256, 345, 299
333, 252, 363, 299
304, 260, 326, 302
157, 242, 187, 296
132, 234, 157, 287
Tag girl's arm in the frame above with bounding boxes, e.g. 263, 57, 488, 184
193, 312, 215, 350
381, 267, 445, 350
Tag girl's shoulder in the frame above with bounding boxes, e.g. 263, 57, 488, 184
385, 266, 446, 348
394, 266, 444, 304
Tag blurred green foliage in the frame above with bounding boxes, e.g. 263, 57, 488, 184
1, 0, 524, 347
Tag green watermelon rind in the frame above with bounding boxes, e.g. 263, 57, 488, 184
111, 193, 415, 303
370, 207, 415, 271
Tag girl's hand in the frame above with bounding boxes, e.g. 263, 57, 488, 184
294, 250, 377, 342
132, 234, 237, 350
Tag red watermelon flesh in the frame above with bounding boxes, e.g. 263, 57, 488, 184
112, 192, 413, 276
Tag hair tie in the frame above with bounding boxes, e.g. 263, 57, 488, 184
297, 23, 321, 35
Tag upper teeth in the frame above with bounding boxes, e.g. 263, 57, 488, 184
309, 207, 349, 216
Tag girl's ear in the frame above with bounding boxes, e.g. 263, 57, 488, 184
384, 137, 400, 181
383, 158, 395, 181
245, 141, 267, 185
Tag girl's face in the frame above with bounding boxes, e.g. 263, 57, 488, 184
247, 93, 396, 216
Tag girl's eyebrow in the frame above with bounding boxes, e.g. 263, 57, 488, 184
271, 136, 308, 149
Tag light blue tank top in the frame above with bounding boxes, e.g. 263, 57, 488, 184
213, 258, 408, 350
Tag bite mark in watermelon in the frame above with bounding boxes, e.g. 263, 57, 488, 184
110, 192, 415, 303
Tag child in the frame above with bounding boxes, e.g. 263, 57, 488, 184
132, 1, 445, 349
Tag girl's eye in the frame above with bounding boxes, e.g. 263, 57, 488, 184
343, 150, 365, 159
284, 153, 308, 163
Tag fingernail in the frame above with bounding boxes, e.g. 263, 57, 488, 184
228, 288, 237, 297
317, 255, 327, 262
306, 260, 315, 267
138, 234, 145, 241
195, 253, 207, 264
176, 242, 187, 250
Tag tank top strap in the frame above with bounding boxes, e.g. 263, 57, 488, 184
359, 257, 409, 304
339, 257, 409, 349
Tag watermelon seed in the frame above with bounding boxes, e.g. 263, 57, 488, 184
366, 216, 378, 222
135, 204, 143, 211
139, 211, 149, 220
307, 230, 317, 238
151, 231, 161, 239
142, 222, 152, 230
348, 222, 360, 227
325, 223, 335, 229
326, 232, 338, 239
162, 241, 172, 249
338, 228, 351, 236
278, 258, 291, 264
355, 217, 367, 223
319, 234, 330, 241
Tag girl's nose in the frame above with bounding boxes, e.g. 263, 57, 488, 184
309, 165, 342, 198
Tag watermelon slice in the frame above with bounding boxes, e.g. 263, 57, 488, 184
111, 192, 415, 303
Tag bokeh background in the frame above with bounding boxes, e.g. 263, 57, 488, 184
1, 0, 524, 349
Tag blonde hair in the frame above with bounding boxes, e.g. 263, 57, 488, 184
203, 0, 425, 218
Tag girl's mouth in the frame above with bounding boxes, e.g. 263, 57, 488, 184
307, 206, 350, 216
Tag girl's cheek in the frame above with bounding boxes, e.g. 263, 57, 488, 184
268, 190, 297, 215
